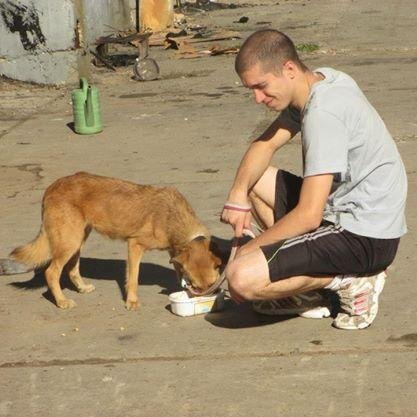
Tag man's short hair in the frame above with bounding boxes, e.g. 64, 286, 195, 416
235, 29, 306, 75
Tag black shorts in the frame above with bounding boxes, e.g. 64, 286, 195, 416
260, 170, 400, 282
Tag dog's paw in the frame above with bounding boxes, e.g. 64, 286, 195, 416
57, 299, 76, 309
125, 300, 140, 311
78, 283, 95, 294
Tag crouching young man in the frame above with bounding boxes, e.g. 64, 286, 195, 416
221, 29, 407, 330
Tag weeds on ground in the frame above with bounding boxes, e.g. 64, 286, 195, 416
296, 43, 319, 53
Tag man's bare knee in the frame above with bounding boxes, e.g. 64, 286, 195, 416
226, 261, 254, 300
226, 260, 266, 300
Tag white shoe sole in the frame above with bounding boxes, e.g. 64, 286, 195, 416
299, 306, 332, 319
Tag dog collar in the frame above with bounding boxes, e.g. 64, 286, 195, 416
189, 233, 207, 242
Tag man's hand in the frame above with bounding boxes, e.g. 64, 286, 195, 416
221, 202, 252, 237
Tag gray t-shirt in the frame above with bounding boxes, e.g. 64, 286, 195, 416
279, 67, 407, 239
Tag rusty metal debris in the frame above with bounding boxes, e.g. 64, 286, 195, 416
172, 43, 239, 59
176, 0, 242, 13
92, 11, 242, 76
160, 28, 241, 59
134, 26, 240, 60
146, 28, 241, 48
93, 31, 160, 81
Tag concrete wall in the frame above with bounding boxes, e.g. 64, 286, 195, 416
84, 0, 135, 42
0, 0, 136, 85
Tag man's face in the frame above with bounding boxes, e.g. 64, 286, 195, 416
240, 62, 293, 111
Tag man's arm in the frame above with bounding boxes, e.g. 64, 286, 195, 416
237, 173, 334, 255
222, 118, 297, 236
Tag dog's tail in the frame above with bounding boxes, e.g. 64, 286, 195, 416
5, 227, 51, 272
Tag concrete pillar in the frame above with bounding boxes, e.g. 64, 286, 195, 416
73, 0, 91, 81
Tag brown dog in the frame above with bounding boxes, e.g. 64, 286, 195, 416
4, 172, 221, 309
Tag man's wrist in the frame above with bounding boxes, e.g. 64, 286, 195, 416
224, 202, 251, 212
227, 188, 249, 204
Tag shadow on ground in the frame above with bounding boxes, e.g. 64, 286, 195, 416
7, 235, 298, 328
8, 258, 178, 303
208, 235, 298, 329
205, 299, 297, 329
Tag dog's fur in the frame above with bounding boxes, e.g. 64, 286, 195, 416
3, 172, 221, 309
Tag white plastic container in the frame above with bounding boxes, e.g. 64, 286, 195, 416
169, 290, 225, 317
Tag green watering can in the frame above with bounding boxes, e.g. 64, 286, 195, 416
71, 78, 103, 134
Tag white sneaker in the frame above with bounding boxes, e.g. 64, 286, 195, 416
333, 272, 386, 330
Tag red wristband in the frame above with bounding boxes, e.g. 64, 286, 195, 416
223, 202, 252, 212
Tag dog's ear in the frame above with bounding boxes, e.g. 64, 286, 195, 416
169, 250, 189, 267
212, 253, 222, 267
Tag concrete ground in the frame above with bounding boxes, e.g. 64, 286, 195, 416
1, 0, 417, 416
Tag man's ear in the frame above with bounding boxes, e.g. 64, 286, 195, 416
282, 60, 297, 79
